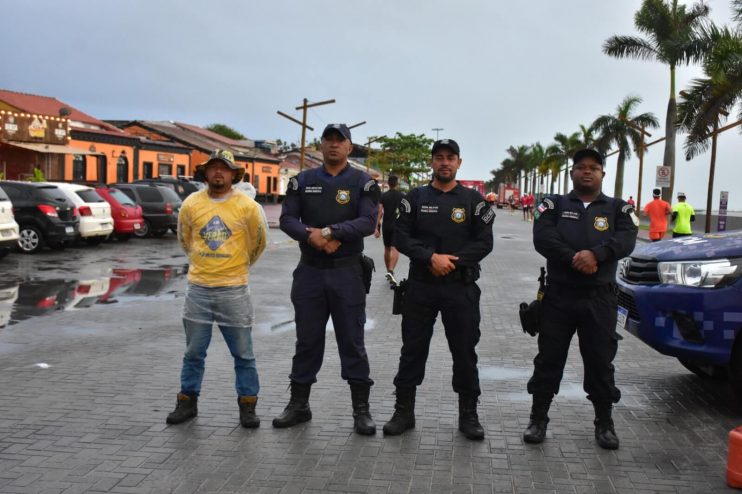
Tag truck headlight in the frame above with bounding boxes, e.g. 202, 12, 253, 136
658, 259, 742, 288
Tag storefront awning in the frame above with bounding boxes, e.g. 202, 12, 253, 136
5, 141, 103, 155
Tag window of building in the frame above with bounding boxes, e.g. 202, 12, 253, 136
176, 165, 186, 177
116, 156, 129, 183
72, 155, 86, 181
272, 176, 277, 192
253, 175, 260, 192
143, 162, 153, 179
158, 163, 170, 177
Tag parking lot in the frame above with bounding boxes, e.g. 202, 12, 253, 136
0, 213, 739, 493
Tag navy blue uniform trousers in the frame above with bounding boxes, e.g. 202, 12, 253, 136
527, 284, 621, 404
289, 262, 372, 385
393, 278, 482, 397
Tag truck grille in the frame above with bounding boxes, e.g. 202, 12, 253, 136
617, 290, 640, 322
620, 255, 659, 284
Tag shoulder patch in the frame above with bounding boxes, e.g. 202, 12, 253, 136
474, 201, 486, 216
288, 177, 298, 191
481, 206, 496, 224
543, 197, 555, 209
400, 198, 412, 213
621, 204, 634, 214
363, 179, 376, 192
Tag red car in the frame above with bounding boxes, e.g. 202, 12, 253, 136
95, 187, 144, 241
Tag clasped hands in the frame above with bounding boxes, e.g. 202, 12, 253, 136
572, 250, 598, 275
429, 253, 459, 277
306, 227, 341, 254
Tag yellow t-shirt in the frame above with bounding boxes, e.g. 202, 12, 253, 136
178, 189, 267, 287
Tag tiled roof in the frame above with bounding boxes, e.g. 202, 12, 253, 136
0, 89, 120, 132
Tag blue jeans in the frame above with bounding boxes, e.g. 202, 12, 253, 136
180, 283, 259, 397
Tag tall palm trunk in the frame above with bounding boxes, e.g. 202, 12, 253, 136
563, 164, 569, 194
614, 149, 627, 198
662, 65, 677, 201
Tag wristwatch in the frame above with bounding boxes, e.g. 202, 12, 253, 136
321, 227, 333, 240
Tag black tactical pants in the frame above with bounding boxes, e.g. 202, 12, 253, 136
527, 284, 621, 404
393, 278, 482, 396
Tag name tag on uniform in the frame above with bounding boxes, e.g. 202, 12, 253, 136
420, 205, 438, 213
561, 210, 580, 220
304, 186, 323, 194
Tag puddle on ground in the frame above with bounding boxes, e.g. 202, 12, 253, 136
479, 366, 532, 380
0, 265, 187, 328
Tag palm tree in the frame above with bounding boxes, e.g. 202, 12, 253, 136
591, 95, 659, 198
527, 143, 547, 196
549, 132, 581, 194
603, 0, 710, 201
678, 21, 742, 232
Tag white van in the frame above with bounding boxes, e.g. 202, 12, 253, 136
0, 186, 20, 258
48, 183, 113, 245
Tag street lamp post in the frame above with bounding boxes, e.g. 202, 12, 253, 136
432, 128, 443, 140
277, 98, 335, 171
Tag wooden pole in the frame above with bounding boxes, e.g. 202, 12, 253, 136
299, 99, 308, 171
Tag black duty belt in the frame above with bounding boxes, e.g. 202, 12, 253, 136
547, 283, 616, 296
300, 254, 361, 269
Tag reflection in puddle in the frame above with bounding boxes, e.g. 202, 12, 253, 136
0, 266, 187, 328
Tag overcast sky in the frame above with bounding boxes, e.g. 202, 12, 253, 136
2, 0, 741, 210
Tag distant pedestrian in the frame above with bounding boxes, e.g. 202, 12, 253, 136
672, 192, 695, 238
508, 195, 515, 215
525, 148, 638, 450
376, 175, 404, 286
642, 188, 671, 242
167, 149, 267, 428
627, 196, 635, 208
382, 139, 495, 440
276, 123, 380, 435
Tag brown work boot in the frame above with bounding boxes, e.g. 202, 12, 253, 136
166, 392, 198, 425
238, 396, 260, 428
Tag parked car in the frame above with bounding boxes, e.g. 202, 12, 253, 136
112, 183, 179, 238
48, 182, 113, 245
0, 186, 20, 258
0, 181, 79, 253
95, 186, 144, 242
134, 176, 200, 201
616, 232, 742, 398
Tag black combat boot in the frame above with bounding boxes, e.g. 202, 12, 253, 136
383, 387, 416, 435
166, 392, 198, 424
272, 382, 312, 428
593, 403, 619, 450
238, 396, 260, 428
458, 394, 485, 440
349, 383, 376, 435
523, 393, 552, 444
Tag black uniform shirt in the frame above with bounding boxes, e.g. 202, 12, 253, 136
533, 191, 638, 287
380, 189, 404, 225
395, 183, 495, 270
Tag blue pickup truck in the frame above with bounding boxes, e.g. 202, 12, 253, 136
616, 231, 742, 396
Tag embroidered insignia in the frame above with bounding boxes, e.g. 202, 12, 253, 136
336, 189, 350, 204
474, 201, 486, 215
543, 198, 555, 209
200, 216, 233, 251
363, 179, 376, 191
482, 207, 495, 224
594, 216, 609, 231
621, 204, 634, 214
561, 211, 580, 220
288, 177, 298, 191
400, 198, 411, 213
451, 208, 466, 223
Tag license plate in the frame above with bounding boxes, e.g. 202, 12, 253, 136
617, 306, 628, 331
65, 226, 74, 234
133, 223, 140, 230
0, 230, 10, 238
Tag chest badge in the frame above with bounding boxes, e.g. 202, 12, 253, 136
594, 216, 609, 231
451, 208, 466, 223
336, 189, 350, 205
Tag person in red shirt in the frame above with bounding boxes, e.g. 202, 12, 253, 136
642, 188, 671, 242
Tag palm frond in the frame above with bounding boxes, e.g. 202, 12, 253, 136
603, 35, 659, 61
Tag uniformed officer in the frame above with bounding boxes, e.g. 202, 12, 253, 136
383, 139, 495, 440
275, 123, 381, 435
524, 148, 638, 449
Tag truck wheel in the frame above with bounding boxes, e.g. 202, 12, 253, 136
678, 358, 728, 379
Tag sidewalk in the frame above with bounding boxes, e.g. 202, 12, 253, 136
0, 213, 738, 493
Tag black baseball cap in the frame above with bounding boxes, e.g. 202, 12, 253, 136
431, 139, 460, 156
321, 123, 352, 142
572, 148, 604, 166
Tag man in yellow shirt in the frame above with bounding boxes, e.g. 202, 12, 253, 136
167, 149, 267, 428
672, 192, 695, 238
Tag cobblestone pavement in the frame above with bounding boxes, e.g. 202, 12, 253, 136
0, 211, 739, 493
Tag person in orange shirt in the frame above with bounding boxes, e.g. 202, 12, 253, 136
642, 188, 672, 242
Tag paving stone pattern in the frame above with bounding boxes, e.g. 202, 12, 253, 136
0, 211, 739, 493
